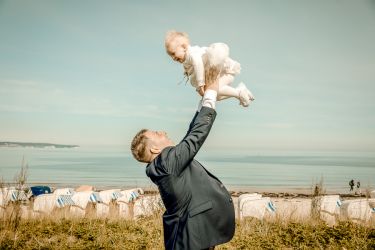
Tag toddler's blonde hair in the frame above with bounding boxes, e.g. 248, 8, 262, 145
165, 30, 189, 51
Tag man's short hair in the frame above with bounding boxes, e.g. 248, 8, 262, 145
131, 129, 149, 163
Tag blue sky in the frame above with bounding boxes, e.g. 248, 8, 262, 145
0, 0, 374, 152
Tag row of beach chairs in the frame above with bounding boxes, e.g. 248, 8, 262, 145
0, 185, 163, 219
2, 186, 375, 224
237, 193, 375, 225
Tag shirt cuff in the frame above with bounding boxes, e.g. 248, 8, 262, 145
198, 89, 217, 111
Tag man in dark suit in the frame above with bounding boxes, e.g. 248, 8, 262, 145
131, 72, 235, 249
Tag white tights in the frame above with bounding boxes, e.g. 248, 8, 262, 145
217, 74, 239, 101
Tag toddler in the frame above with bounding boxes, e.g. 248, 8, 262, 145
165, 30, 254, 107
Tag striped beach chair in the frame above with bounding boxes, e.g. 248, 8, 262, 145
0, 187, 28, 205
10, 189, 28, 202
96, 189, 121, 217
56, 195, 75, 208
340, 199, 372, 223
70, 191, 102, 217
116, 188, 145, 219
313, 195, 342, 225
238, 195, 276, 221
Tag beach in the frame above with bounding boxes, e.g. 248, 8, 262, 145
1, 146, 375, 248
1, 185, 375, 249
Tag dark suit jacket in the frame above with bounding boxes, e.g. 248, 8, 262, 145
146, 107, 235, 250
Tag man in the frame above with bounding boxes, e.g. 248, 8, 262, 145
131, 70, 235, 250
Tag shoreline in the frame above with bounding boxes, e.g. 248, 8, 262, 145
5, 182, 367, 199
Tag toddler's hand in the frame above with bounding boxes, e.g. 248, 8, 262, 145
204, 68, 220, 92
197, 86, 205, 96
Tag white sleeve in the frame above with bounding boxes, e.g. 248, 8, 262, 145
190, 53, 205, 88
197, 90, 217, 111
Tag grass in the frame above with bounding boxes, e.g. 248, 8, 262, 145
0, 217, 164, 249
1, 168, 375, 249
0, 209, 374, 249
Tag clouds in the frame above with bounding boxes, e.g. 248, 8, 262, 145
0, 1, 374, 150
0, 79, 164, 119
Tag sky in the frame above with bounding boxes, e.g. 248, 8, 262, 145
0, 0, 374, 152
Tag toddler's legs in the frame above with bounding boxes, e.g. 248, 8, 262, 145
217, 74, 237, 101
217, 73, 254, 107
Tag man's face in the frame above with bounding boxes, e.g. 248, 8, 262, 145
144, 130, 174, 150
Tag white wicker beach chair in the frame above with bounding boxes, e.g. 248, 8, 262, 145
98, 189, 122, 204
133, 195, 163, 218
313, 195, 342, 225
273, 198, 312, 222
238, 194, 276, 220
53, 188, 74, 196
0, 187, 28, 204
0, 188, 11, 216
238, 193, 262, 218
33, 193, 57, 215
340, 199, 373, 223
33, 193, 76, 216
70, 191, 102, 217
118, 188, 143, 202
115, 188, 145, 219
95, 189, 122, 217
1, 187, 29, 218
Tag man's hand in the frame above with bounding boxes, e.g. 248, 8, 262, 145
204, 68, 220, 93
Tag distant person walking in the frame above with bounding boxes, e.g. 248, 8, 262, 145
349, 179, 354, 191
356, 181, 361, 195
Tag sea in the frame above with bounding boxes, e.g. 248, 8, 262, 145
0, 146, 374, 194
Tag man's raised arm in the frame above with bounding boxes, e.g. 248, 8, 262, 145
166, 69, 220, 175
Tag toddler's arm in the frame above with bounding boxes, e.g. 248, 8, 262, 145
190, 53, 205, 89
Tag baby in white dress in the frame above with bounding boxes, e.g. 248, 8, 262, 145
165, 30, 254, 107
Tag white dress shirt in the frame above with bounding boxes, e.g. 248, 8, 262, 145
198, 89, 217, 111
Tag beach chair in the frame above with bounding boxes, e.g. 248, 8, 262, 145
30, 186, 51, 197
96, 189, 122, 217
238, 193, 262, 220
53, 188, 74, 196
273, 198, 312, 222
32, 193, 75, 217
238, 194, 276, 220
313, 195, 342, 225
0, 187, 30, 219
119, 188, 143, 202
340, 199, 372, 223
369, 199, 375, 221
369, 199, 375, 211
238, 193, 262, 210
116, 188, 144, 219
1, 187, 28, 203
133, 195, 163, 218
0, 188, 13, 216
0, 190, 5, 216
56, 195, 75, 208
70, 191, 102, 217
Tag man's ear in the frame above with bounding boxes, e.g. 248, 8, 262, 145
150, 146, 161, 155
